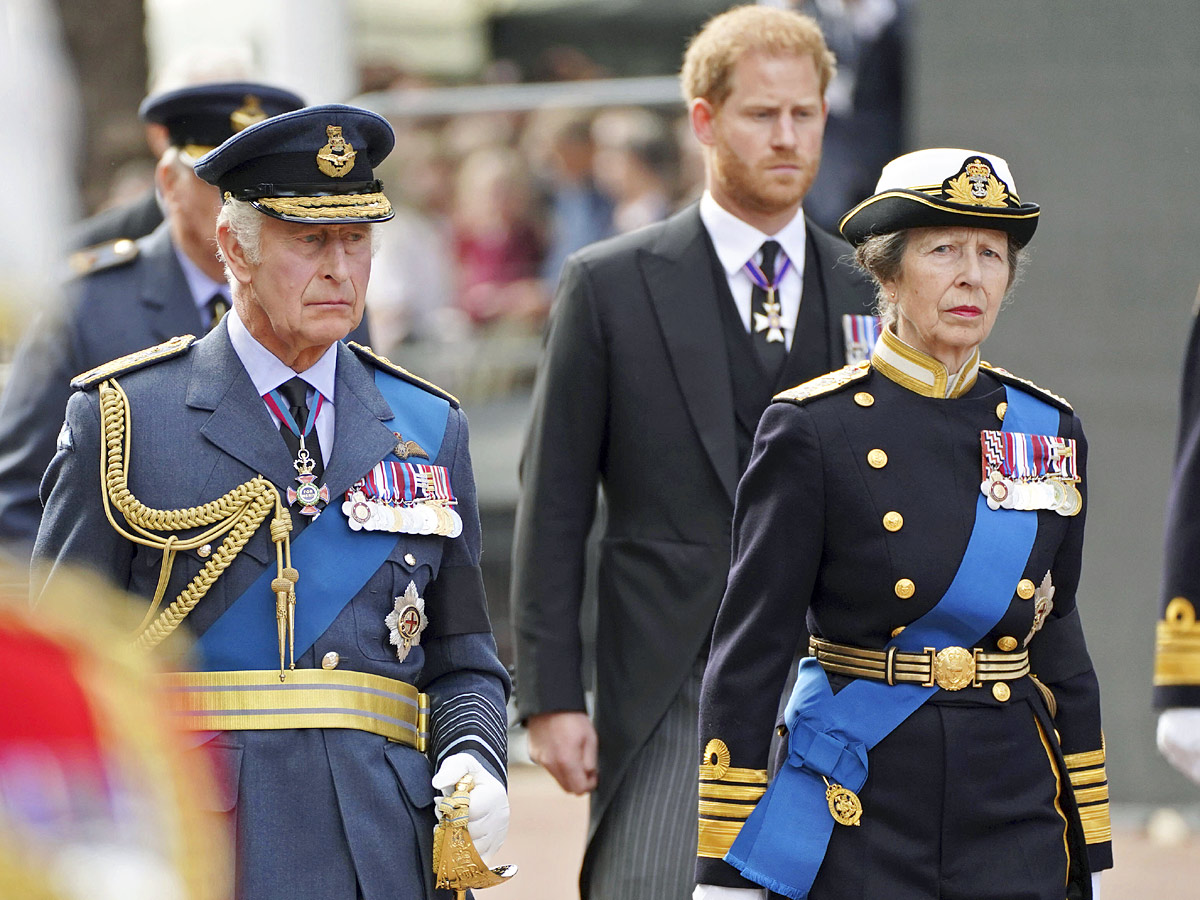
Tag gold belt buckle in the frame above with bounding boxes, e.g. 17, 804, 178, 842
930, 646, 976, 691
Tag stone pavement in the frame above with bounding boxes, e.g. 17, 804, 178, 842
500, 763, 1200, 900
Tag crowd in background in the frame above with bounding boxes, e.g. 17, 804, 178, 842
64, 1, 909, 405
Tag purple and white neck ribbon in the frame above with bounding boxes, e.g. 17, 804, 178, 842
743, 251, 793, 299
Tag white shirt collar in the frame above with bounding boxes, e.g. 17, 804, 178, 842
173, 244, 229, 314
226, 307, 338, 402
698, 190, 808, 278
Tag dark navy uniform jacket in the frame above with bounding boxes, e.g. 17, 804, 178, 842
33, 322, 505, 900
697, 334, 1111, 896
0, 222, 369, 549
1156, 304, 1200, 707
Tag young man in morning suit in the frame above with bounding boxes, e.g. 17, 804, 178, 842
510, 6, 876, 898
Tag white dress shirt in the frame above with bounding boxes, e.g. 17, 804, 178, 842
226, 308, 337, 466
698, 191, 808, 351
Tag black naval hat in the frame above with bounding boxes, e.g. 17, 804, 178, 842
193, 104, 395, 224
138, 81, 305, 159
839, 148, 1041, 248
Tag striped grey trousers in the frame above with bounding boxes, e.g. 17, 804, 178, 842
583, 663, 702, 900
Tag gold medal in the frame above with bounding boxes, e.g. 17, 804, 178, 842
822, 777, 862, 826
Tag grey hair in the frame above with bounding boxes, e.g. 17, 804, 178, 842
216, 198, 265, 270
852, 230, 1029, 330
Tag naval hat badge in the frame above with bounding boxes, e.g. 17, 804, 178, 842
385, 581, 428, 662
944, 156, 1011, 208
316, 124, 357, 178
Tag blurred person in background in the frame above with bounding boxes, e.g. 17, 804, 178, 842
67, 45, 259, 251
0, 81, 312, 555
791, 0, 910, 231
364, 127, 464, 354
451, 144, 548, 329
1155, 280, 1200, 786
591, 107, 680, 234
511, 6, 874, 898
1, 565, 230, 900
524, 107, 615, 291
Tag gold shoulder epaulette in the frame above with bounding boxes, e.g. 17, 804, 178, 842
773, 360, 871, 405
981, 362, 1072, 412
71, 335, 196, 389
348, 341, 460, 408
67, 237, 140, 277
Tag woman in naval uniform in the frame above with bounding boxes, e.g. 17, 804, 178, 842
694, 149, 1112, 900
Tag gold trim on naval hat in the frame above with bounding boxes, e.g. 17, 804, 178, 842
1155, 596, 1200, 686
316, 124, 357, 177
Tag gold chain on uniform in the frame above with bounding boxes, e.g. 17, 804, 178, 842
97, 378, 299, 678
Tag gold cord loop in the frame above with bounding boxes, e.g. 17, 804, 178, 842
98, 378, 296, 675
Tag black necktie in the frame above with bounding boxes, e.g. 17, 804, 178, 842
750, 240, 787, 378
205, 292, 229, 332
277, 376, 323, 486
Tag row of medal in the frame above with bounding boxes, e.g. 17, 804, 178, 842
341, 460, 462, 537
980, 429, 1081, 517
342, 490, 464, 537
981, 470, 1082, 516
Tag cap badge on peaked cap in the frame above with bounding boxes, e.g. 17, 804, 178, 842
316, 125, 357, 178
230, 95, 267, 133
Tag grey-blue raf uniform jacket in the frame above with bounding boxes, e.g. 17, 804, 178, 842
33, 320, 507, 900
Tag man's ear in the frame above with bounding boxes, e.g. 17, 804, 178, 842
689, 97, 717, 147
216, 222, 252, 285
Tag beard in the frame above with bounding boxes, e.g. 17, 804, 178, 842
710, 139, 820, 219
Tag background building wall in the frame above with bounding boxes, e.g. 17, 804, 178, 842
911, 0, 1200, 805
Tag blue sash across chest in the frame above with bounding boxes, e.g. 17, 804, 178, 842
726, 385, 1060, 899
194, 371, 449, 671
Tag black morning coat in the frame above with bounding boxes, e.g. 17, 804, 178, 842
510, 201, 876, 876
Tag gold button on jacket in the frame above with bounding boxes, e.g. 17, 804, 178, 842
321, 651, 340, 670
1017, 579, 1036, 599
867, 449, 888, 468
894, 578, 915, 599
883, 511, 904, 532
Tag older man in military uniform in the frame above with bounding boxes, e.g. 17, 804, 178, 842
0, 81, 355, 552
33, 104, 510, 899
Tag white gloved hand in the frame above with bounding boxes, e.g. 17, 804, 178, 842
693, 885, 767, 900
431, 752, 510, 861
1091, 871, 1102, 899
1157, 708, 1200, 784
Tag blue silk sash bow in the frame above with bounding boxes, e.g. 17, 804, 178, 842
726, 385, 1059, 898
194, 370, 450, 670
